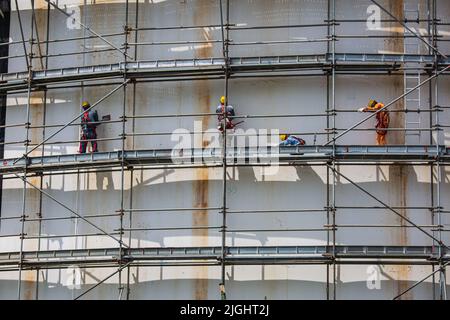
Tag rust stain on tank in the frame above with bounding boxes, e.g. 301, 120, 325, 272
383, 0, 411, 299
23, 83, 45, 300
17, 1, 56, 299
191, 88, 211, 299
384, 0, 404, 54
125, 86, 134, 150
29, 98, 44, 153
19, 3, 50, 298
193, 1, 214, 59
193, 167, 209, 300
389, 165, 411, 299
397, 166, 411, 299
33, 2, 49, 70
384, 0, 404, 145
191, 1, 213, 300
35, 0, 50, 10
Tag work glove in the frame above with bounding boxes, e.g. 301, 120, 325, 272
358, 107, 365, 113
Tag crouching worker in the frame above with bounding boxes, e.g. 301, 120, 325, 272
79, 101, 99, 153
216, 96, 235, 133
279, 134, 306, 146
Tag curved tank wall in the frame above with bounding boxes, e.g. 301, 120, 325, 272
0, 0, 449, 299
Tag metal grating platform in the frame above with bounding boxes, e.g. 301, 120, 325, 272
0, 145, 447, 174
1, 53, 449, 91
0, 245, 446, 269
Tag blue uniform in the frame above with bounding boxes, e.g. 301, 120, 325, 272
79, 109, 99, 153
280, 136, 305, 146
216, 105, 235, 131
216, 105, 235, 119
81, 110, 99, 135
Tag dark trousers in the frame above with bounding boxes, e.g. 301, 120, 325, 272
79, 130, 98, 153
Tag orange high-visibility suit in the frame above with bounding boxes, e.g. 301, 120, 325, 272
360, 100, 390, 146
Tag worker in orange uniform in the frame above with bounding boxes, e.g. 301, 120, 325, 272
358, 99, 390, 146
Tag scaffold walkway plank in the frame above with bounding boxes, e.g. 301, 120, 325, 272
1, 53, 449, 91
330, 53, 441, 64
0, 246, 446, 269
0, 145, 447, 174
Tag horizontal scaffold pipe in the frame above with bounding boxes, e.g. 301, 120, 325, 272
2, 53, 449, 92
0, 246, 446, 269
0, 145, 447, 175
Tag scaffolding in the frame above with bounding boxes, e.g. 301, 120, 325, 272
0, 0, 449, 300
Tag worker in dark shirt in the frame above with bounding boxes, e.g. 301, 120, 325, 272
79, 101, 99, 153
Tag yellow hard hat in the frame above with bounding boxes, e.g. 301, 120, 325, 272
280, 134, 288, 141
220, 96, 226, 104
81, 101, 90, 108
368, 99, 377, 108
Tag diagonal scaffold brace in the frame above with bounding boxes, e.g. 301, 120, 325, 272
10, 80, 131, 250
327, 165, 450, 252
43, 0, 134, 61
324, 0, 449, 146
393, 261, 449, 300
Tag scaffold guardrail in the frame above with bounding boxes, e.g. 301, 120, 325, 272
0, 245, 446, 269
0, 145, 447, 174
2, 53, 450, 91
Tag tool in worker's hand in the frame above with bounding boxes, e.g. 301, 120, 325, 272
232, 120, 245, 127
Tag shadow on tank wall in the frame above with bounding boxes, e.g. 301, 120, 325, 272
1, 163, 446, 249
0, 277, 443, 300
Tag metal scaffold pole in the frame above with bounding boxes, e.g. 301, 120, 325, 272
431, 0, 447, 301
126, 0, 140, 301
325, 0, 331, 300
427, 0, 437, 300
117, 0, 130, 300
44, 0, 133, 61
219, 0, 230, 301
330, 0, 337, 300
1, 0, 450, 300
34, 0, 51, 300
16, 0, 34, 300
431, 0, 438, 299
